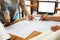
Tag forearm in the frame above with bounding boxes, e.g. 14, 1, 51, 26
45, 16, 60, 21
22, 6, 30, 15
26, 5, 37, 8
3, 12, 10, 22
20, 0, 30, 15
22, 6, 34, 20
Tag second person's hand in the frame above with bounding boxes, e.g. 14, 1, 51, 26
27, 15, 34, 21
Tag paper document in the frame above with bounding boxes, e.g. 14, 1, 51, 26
5, 20, 37, 38
5, 20, 60, 38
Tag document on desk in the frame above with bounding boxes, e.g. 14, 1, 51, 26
5, 20, 38, 38
5, 20, 60, 38
34, 20, 60, 32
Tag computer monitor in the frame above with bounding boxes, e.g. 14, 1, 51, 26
37, 1, 56, 14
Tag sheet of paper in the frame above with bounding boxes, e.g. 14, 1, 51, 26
38, 2, 55, 13
5, 20, 38, 38
34, 20, 60, 32
5, 19, 60, 38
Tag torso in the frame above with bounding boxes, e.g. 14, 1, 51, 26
0, 0, 19, 23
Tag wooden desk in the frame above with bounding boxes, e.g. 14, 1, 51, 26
6, 17, 60, 40
10, 31, 41, 40
25, 31, 42, 40
10, 34, 24, 40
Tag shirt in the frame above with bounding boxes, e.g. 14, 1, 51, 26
0, 22, 10, 40
0, 0, 25, 23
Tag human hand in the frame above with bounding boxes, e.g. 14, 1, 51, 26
40, 14, 52, 21
40, 14, 48, 21
28, 15, 34, 20
51, 25, 60, 32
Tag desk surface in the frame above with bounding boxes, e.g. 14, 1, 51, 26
9, 31, 41, 40
5, 18, 60, 39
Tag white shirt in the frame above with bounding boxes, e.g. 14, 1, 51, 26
0, 22, 10, 40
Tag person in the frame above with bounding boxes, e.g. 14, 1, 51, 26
40, 14, 60, 31
40, 14, 60, 21
0, 0, 34, 24
0, 21, 10, 40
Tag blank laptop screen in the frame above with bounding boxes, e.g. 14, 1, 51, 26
38, 1, 56, 13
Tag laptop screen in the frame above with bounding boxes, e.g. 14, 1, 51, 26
38, 1, 56, 14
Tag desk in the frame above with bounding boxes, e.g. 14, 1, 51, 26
5, 18, 60, 40
5, 18, 41, 40
10, 31, 41, 40
10, 34, 24, 40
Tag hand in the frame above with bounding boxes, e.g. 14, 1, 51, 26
4, 22, 11, 27
40, 14, 52, 21
28, 15, 34, 20
51, 25, 60, 32
40, 14, 48, 20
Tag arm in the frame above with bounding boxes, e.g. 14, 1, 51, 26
40, 14, 60, 21
20, 0, 30, 15
45, 16, 60, 21
19, 0, 34, 20
22, 6, 34, 20
3, 11, 10, 23
26, 5, 37, 8
1, 1, 10, 23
